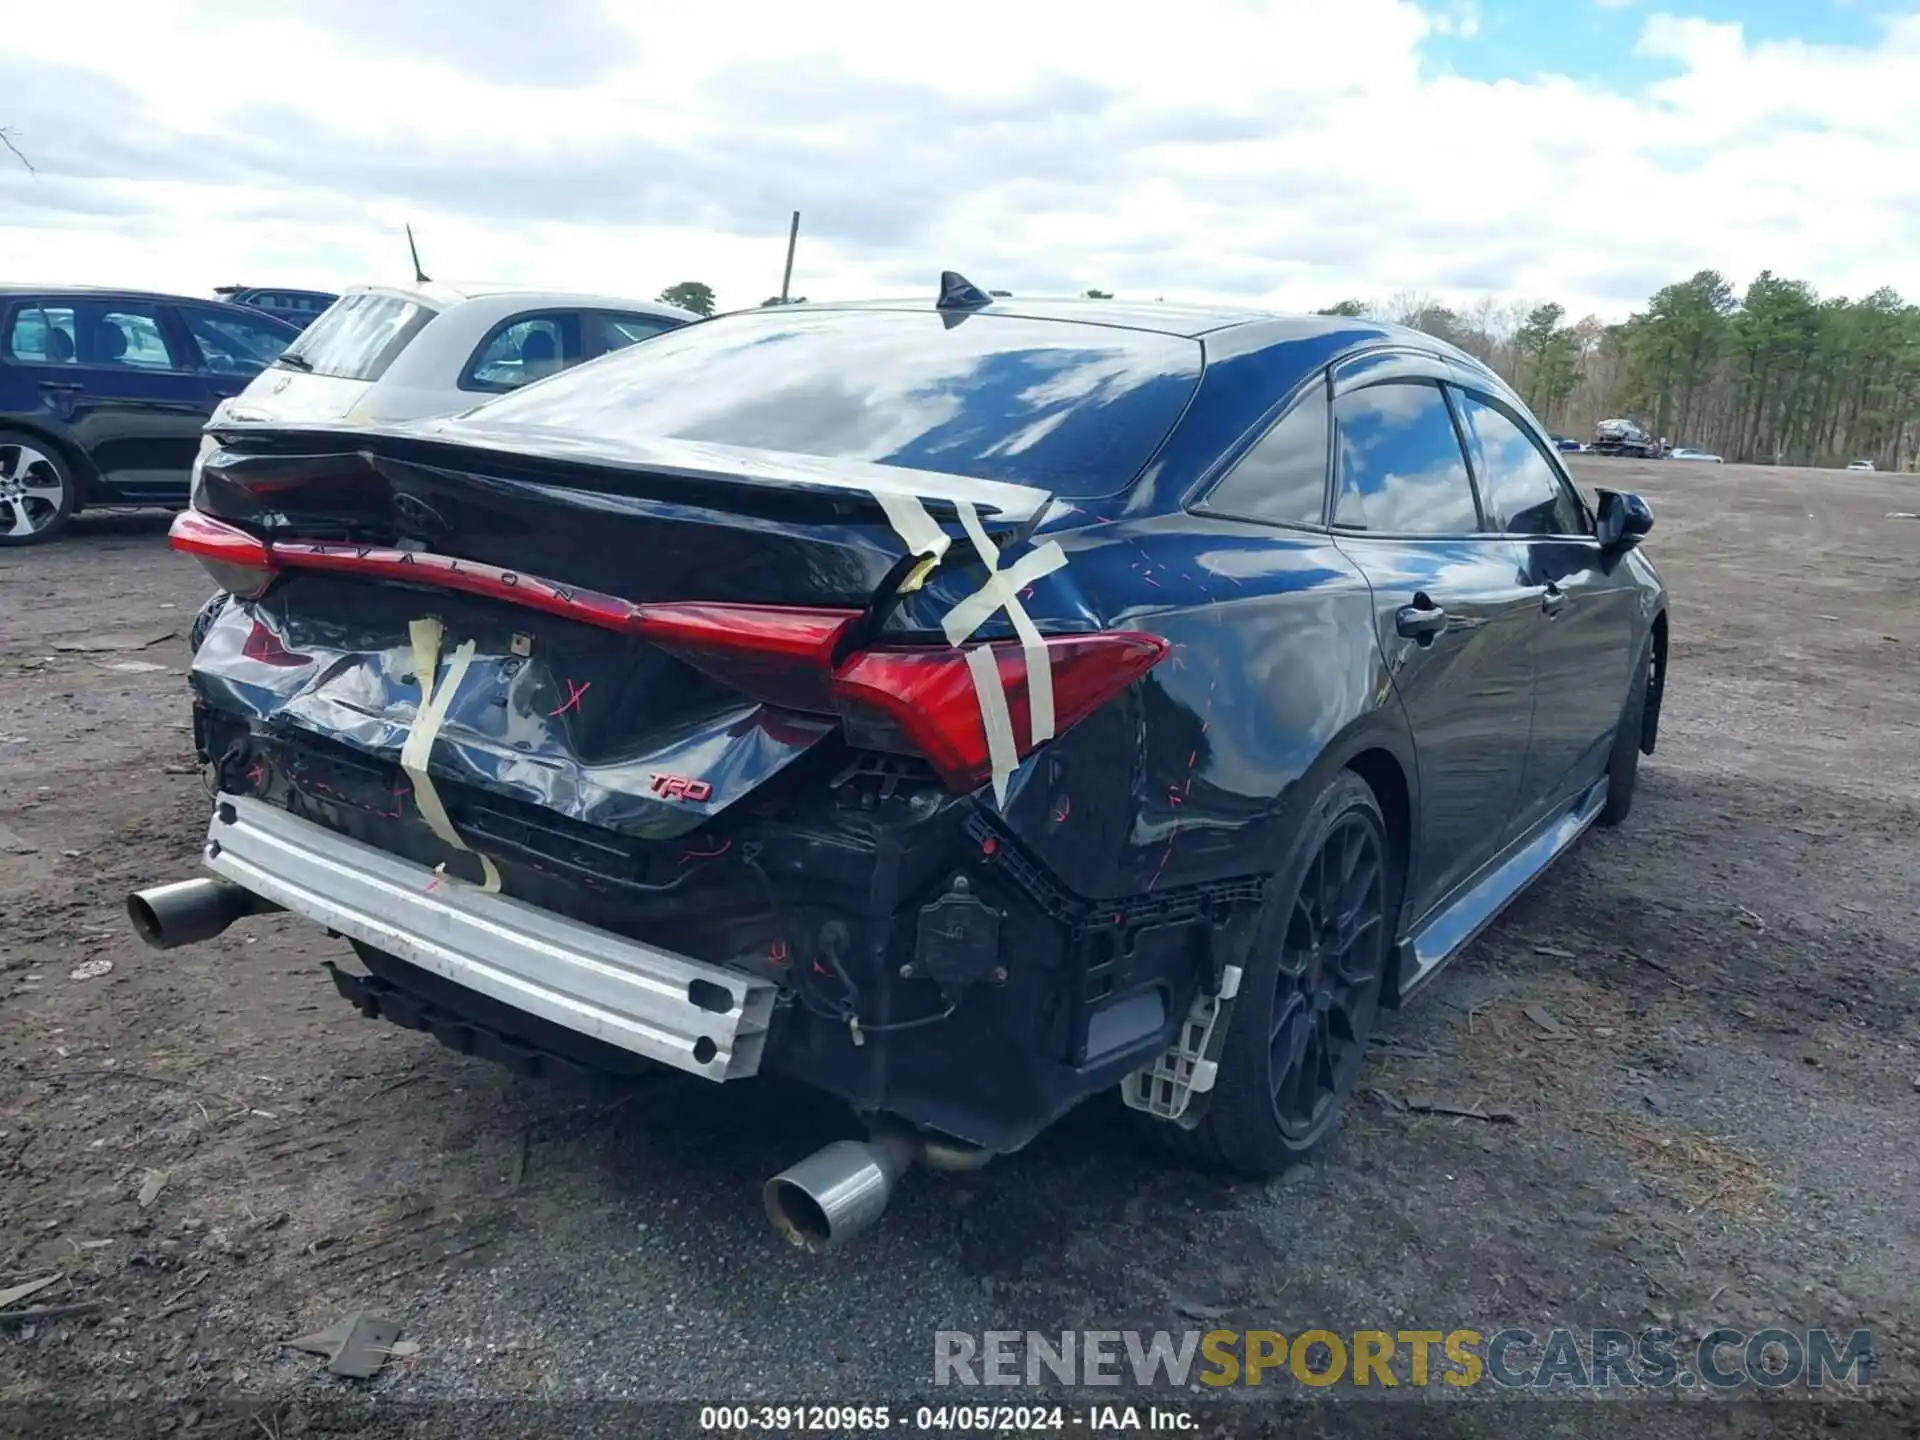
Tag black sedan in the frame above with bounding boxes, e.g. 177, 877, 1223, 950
136, 282, 1668, 1247
0, 285, 298, 545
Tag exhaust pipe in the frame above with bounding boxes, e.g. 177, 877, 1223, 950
764, 1121, 992, 1252
126, 877, 278, 951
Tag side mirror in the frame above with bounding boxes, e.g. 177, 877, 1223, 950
1596, 490, 1654, 552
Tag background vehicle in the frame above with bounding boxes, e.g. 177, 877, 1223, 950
1550, 434, 1583, 453
0, 285, 297, 545
1670, 447, 1723, 463
1590, 416, 1666, 458
220, 284, 699, 429
1846, 459, 1876, 472
214, 286, 340, 332
135, 290, 1667, 1248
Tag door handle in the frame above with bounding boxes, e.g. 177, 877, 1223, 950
1541, 584, 1567, 617
38, 380, 83, 393
1395, 599, 1449, 644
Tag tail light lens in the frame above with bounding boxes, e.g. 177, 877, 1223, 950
639, 603, 858, 712
169, 511, 276, 599
830, 633, 1169, 792
241, 619, 311, 667
639, 607, 1168, 791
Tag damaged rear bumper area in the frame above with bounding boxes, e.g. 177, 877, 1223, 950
155, 793, 778, 1081
136, 705, 1252, 1159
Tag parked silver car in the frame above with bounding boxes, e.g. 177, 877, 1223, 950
220, 283, 698, 428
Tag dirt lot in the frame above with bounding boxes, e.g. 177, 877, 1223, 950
1, 458, 1916, 1434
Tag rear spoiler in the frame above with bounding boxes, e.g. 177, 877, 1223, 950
204, 417, 1056, 528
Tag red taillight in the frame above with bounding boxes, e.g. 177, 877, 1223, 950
637, 602, 858, 712
829, 633, 1169, 793
241, 619, 311, 667
169, 511, 276, 599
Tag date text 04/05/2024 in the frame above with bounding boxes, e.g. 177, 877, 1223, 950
698, 1404, 1198, 1432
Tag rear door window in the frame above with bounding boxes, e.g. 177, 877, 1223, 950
278, 293, 433, 381
462, 312, 584, 392
1330, 381, 1480, 535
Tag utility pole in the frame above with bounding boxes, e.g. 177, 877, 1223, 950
779, 211, 800, 304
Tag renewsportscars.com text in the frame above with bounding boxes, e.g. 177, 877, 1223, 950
934, 1327, 1875, 1391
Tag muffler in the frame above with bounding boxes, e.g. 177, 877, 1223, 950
764, 1121, 992, 1252
126, 877, 279, 951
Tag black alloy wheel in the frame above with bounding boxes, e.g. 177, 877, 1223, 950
1268, 808, 1387, 1144
1160, 769, 1395, 1175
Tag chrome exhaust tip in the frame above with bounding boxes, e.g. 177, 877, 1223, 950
764, 1129, 920, 1253
126, 877, 277, 951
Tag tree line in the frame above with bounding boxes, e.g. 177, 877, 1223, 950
657, 271, 1920, 471
1319, 272, 1920, 470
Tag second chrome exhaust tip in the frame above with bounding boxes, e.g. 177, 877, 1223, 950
763, 1129, 920, 1253
126, 877, 277, 951
763, 1122, 994, 1252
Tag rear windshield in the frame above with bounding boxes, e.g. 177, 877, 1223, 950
460, 307, 1203, 497
278, 293, 432, 381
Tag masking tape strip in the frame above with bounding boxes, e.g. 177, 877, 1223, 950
872, 487, 1070, 806
964, 643, 1020, 808
873, 491, 952, 563
401, 617, 501, 893
951, 501, 1055, 744
940, 541, 1067, 650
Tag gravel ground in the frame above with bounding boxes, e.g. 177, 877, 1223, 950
1, 457, 1916, 1437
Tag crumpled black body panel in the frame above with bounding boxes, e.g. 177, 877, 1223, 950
191, 576, 834, 841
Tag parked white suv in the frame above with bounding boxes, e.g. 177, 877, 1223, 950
219, 283, 697, 428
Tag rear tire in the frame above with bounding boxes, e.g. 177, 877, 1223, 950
1598, 638, 1654, 827
1159, 770, 1395, 1176
0, 431, 77, 546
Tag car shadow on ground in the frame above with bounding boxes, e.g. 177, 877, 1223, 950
64, 508, 176, 542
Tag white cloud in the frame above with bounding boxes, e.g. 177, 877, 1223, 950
0, 0, 1916, 322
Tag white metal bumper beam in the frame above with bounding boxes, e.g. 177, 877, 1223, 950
202, 793, 775, 1081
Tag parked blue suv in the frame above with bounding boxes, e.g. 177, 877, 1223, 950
0, 285, 298, 545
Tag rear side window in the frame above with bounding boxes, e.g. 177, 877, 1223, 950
456, 307, 1203, 498
1331, 381, 1479, 535
1455, 392, 1589, 536
463, 313, 581, 393
279, 293, 432, 381
589, 310, 682, 357
1199, 384, 1331, 528
183, 308, 293, 377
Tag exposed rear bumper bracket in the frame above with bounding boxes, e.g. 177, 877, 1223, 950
202, 793, 776, 1082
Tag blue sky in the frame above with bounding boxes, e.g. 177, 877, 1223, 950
1429, 0, 1889, 83
1, 0, 1915, 321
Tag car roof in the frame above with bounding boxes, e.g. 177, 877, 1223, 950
742, 297, 1503, 391
0, 282, 237, 305
0, 285, 301, 330
793, 295, 1381, 341
337, 282, 699, 323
